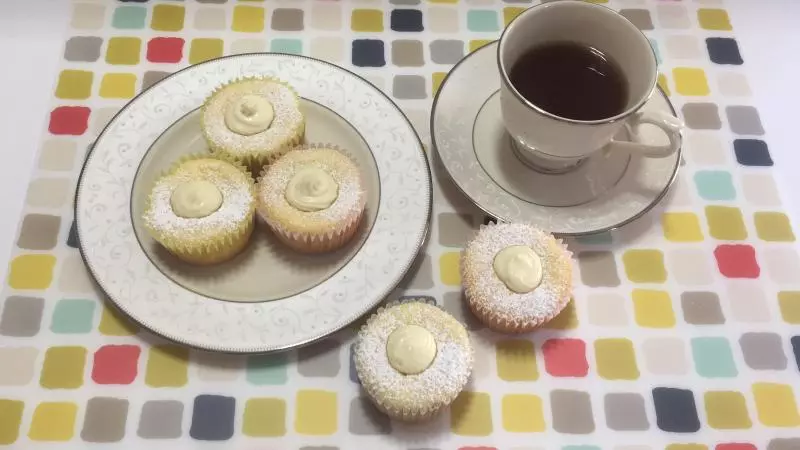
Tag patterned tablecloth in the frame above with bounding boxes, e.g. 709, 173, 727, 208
1, 0, 798, 449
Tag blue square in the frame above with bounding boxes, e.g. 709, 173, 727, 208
467, 10, 499, 32
352, 39, 386, 67
691, 337, 738, 378
652, 387, 700, 433
734, 139, 773, 166
791, 336, 800, 372
694, 170, 736, 201
270, 39, 302, 55
112, 6, 147, 29
246, 353, 288, 385
649, 38, 661, 66
706, 38, 743, 65
51, 299, 96, 334
189, 395, 235, 441
390, 9, 423, 32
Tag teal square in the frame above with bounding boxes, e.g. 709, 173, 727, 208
112, 6, 147, 30
270, 39, 303, 55
246, 353, 288, 385
691, 337, 738, 378
576, 232, 612, 245
649, 38, 661, 66
50, 299, 96, 334
694, 170, 736, 201
467, 10, 499, 32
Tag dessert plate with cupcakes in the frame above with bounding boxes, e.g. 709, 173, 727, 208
75, 54, 431, 353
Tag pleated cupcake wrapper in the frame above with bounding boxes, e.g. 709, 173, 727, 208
354, 299, 475, 422
142, 153, 257, 265
461, 222, 574, 333
201, 75, 306, 175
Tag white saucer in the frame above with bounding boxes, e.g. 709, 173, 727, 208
431, 41, 681, 236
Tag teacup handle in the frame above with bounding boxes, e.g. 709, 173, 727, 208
609, 110, 683, 158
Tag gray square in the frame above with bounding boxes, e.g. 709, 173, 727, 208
298, 338, 341, 377
82, 397, 129, 442
604, 393, 649, 431
619, 9, 654, 30
391, 0, 420, 4
726, 106, 765, 135
393, 75, 426, 99
142, 71, 170, 91
577, 251, 620, 287
770, 439, 800, 450
0, 296, 44, 337
438, 213, 475, 247
349, 397, 392, 435
550, 390, 595, 434
682, 103, 722, 130
403, 254, 434, 289
17, 214, 61, 250
681, 291, 725, 325
64, 36, 103, 62
739, 332, 787, 370
392, 40, 424, 67
442, 291, 483, 330
138, 400, 184, 439
429, 40, 464, 64
271, 8, 304, 31
196, 0, 227, 3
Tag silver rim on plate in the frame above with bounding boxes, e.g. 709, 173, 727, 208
430, 41, 681, 236
75, 53, 432, 353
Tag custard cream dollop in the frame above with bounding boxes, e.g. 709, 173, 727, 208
170, 180, 223, 219
224, 95, 275, 136
493, 245, 544, 293
386, 324, 437, 375
285, 167, 339, 212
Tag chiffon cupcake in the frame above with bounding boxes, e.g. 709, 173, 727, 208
461, 223, 573, 333
256, 144, 366, 253
354, 301, 474, 422
142, 156, 256, 265
201, 77, 305, 172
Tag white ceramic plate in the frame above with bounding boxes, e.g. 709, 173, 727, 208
75, 53, 431, 353
431, 41, 681, 236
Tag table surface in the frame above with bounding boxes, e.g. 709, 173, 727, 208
1, 1, 799, 449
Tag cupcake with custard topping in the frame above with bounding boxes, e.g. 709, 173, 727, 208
461, 223, 573, 333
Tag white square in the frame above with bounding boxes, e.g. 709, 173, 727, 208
587, 292, 629, 327
310, 37, 344, 63
668, 248, 714, 286
726, 280, 771, 323
641, 337, 688, 375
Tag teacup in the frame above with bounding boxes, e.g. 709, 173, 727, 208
497, 0, 683, 173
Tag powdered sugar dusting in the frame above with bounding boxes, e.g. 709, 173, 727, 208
461, 223, 573, 326
354, 302, 473, 416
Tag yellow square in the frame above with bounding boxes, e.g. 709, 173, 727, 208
55, 70, 93, 100
705, 206, 747, 240
778, 291, 800, 324
106, 37, 142, 65
451, 391, 493, 436
432, 72, 446, 96
429, 0, 458, 3
632, 289, 676, 328
151, 4, 185, 31
232, 6, 265, 33
8, 254, 56, 290
752, 383, 800, 427
698, 8, 732, 31
295, 390, 337, 435
704, 391, 752, 429
658, 73, 671, 96
667, 446, 707, 450
243, 398, 286, 437
469, 40, 493, 52
502, 394, 545, 432
40, 346, 86, 389
351, 9, 383, 32
661, 212, 704, 242
145, 345, 189, 387
0, 400, 24, 445
754, 212, 795, 242
503, 7, 525, 26
99, 73, 137, 99
595, 338, 640, 379
98, 305, 138, 336
439, 252, 461, 286
28, 402, 77, 441
496, 339, 538, 381
622, 249, 667, 283
543, 298, 578, 329
189, 38, 224, 64
673, 68, 710, 96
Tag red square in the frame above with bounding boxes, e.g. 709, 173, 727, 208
542, 338, 588, 377
147, 37, 184, 63
714, 244, 760, 278
717, 444, 757, 450
49, 106, 90, 135
92, 345, 141, 385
